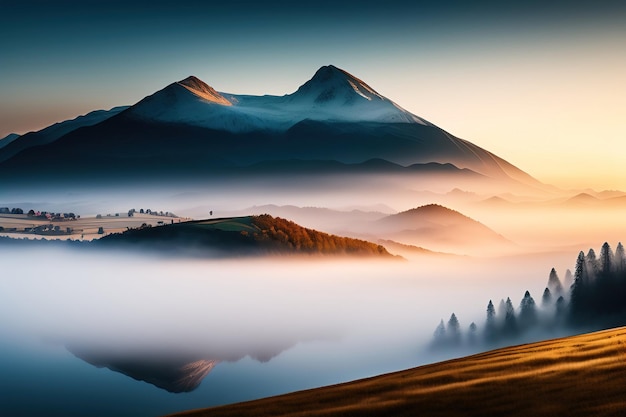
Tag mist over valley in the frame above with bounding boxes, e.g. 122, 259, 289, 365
2, 63, 625, 417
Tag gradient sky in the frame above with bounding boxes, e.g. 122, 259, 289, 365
1, 0, 625, 190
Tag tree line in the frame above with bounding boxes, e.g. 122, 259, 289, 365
431, 242, 626, 350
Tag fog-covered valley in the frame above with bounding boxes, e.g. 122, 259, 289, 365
2, 61, 625, 417
3, 171, 625, 417
0, 223, 583, 416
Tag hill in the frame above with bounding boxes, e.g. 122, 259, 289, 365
94, 215, 392, 257
165, 326, 626, 417
373, 204, 512, 255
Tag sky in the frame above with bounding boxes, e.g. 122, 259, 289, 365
1, 0, 625, 190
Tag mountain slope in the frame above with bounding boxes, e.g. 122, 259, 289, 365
165, 326, 626, 417
0, 133, 19, 149
0, 106, 128, 163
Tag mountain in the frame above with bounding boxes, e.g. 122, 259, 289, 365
275, 65, 430, 125
94, 215, 393, 257
164, 326, 626, 417
565, 192, 600, 206
128, 65, 429, 132
0, 106, 128, 163
560, 192, 626, 208
0, 133, 19, 149
0, 65, 544, 190
373, 204, 512, 255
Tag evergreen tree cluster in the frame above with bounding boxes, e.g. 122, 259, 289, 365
431, 242, 626, 351
570, 242, 626, 323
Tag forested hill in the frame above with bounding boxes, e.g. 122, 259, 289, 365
95, 215, 393, 257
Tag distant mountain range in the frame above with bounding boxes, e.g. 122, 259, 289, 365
477, 191, 626, 209
224, 204, 511, 256
0, 65, 544, 190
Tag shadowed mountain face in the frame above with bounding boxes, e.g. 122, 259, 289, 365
0, 106, 128, 163
0, 65, 542, 190
0, 133, 20, 149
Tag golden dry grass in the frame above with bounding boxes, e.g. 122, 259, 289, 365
165, 327, 626, 417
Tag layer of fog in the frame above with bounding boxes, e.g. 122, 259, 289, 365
0, 171, 556, 220
0, 246, 578, 378
2, 177, 624, 257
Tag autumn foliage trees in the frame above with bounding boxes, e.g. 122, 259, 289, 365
250, 215, 389, 256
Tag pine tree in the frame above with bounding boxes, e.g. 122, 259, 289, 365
570, 251, 587, 318
433, 319, 446, 342
468, 322, 477, 344
485, 300, 497, 342
447, 313, 461, 344
564, 268, 574, 287
519, 290, 538, 329
555, 295, 566, 319
486, 300, 496, 323
600, 242, 614, 274
541, 287, 552, 307
547, 268, 563, 294
615, 242, 625, 272
497, 298, 507, 323
586, 248, 599, 280
503, 297, 517, 336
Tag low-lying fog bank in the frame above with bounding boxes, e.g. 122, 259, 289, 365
0, 246, 574, 362
0, 236, 589, 416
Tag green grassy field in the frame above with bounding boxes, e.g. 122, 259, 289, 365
191, 217, 259, 232
165, 327, 626, 417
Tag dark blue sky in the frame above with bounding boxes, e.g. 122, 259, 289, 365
1, 0, 625, 187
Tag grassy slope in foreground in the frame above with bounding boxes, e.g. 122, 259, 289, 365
166, 327, 626, 417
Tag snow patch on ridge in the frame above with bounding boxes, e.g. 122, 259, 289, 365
348, 80, 372, 101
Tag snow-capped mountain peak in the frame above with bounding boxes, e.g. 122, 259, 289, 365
276, 65, 429, 125
290, 65, 385, 104
126, 65, 430, 132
